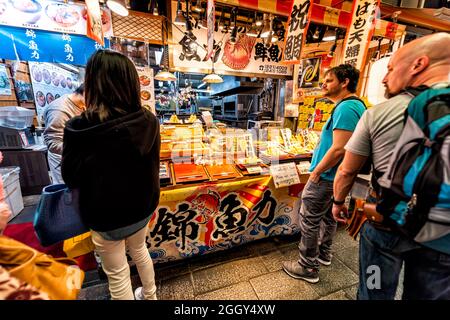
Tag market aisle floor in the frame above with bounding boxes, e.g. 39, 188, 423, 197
14, 195, 403, 300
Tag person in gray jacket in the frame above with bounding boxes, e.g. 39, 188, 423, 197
43, 84, 85, 184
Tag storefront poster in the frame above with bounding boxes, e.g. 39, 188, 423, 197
170, 1, 292, 77
0, 0, 113, 37
14, 80, 33, 101
341, 0, 380, 70
282, 0, 312, 64
136, 66, 156, 115
29, 61, 80, 124
146, 176, 301, 262
63, 176, 303, 262
0, 64, 11, 96
0, 25, 109, 65
292, 57, 321, 103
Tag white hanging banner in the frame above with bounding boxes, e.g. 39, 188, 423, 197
282, 0, 312, 64
341, 0, 380, 70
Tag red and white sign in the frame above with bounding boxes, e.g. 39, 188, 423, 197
341, 0, 380, 70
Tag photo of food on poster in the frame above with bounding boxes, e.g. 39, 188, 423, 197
0, 64, 12, 96
136, 66, 156, 115
0, 0, 113, 37
29, 61, 80, 123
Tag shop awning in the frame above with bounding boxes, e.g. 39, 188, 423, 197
380, 4, 450, 32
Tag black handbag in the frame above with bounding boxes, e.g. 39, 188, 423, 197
33, 184, 88, 247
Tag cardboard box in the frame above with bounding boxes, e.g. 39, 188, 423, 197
0, 166, 24, 220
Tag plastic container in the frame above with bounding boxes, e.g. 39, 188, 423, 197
0, 166, 24, 220
0, 107, 35, 129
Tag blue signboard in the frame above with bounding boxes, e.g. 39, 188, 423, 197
0, 25, 109, 66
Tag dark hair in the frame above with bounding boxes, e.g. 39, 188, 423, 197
84, 50, 141, 121
74, 83, 84, 95
325, 64, 360, 93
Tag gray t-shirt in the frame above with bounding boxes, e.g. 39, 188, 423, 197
345, 93, 413, 173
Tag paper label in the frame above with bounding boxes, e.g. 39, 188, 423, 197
270, 162, 300, 188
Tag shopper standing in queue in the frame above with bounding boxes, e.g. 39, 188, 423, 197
332, 32, 450, 299
283, 64, 366, 283
61, 50, 160, 300
43, 84, 85, 184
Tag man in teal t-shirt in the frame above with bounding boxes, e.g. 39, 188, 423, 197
283, 64, 366, 283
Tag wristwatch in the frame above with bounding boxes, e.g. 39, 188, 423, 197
332, 196, 345, 205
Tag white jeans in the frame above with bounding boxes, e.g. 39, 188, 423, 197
91, 226, 157, 300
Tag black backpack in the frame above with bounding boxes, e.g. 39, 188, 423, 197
376, 85, 450, 254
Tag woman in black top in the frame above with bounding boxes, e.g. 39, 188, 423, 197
62, 50, 160, 300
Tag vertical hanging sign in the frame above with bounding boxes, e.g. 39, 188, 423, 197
282, 0, 312, 64
341, 0, 380, 70
206, 0, 215, 61
85, 0, 105, 46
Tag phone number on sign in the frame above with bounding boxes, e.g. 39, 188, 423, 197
259, 65, 289, 74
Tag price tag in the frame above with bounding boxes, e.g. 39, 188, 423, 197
270, 162, 300, 189
246, 166, 262, 174
296, 161, 311, 174
19, 131, 29, 147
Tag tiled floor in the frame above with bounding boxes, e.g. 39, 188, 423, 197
14, 195, 403, 300
78, 228, 363, 300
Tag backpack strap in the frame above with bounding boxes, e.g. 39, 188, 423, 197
326, 96, 367, 130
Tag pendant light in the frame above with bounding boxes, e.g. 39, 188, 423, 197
202, 59, 223, 83
174, 0, 186, 26
260, 14, 272, 38
247, 12, 259, 37
152, 0, 159, 16
193, 0, 202, 13
155, 19, 176, 82
107, 0, 129, 16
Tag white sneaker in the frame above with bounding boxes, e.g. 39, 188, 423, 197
134, 286, 157, 300
134, 287, 144, 300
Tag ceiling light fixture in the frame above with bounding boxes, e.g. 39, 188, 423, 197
155, 20, 176, 82
322, 28, 337, 42
203, 59, 223, 83
193, 0, 202, 13
152, 0, 159, 16
106, 0, 129, 16
260, 14, 272, 38
327, 41, 337, 58
174, 0, 186, 26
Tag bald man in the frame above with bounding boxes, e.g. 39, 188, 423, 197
332, 32, 450, 300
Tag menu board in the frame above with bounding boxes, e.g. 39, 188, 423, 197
0, 0, 113, 37
270, 162, 301, 188
0, 64, 12, 96
136, 66, 155, 115
29, 61, 80, 124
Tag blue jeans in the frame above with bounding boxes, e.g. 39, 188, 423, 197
358, 222, 450, 300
